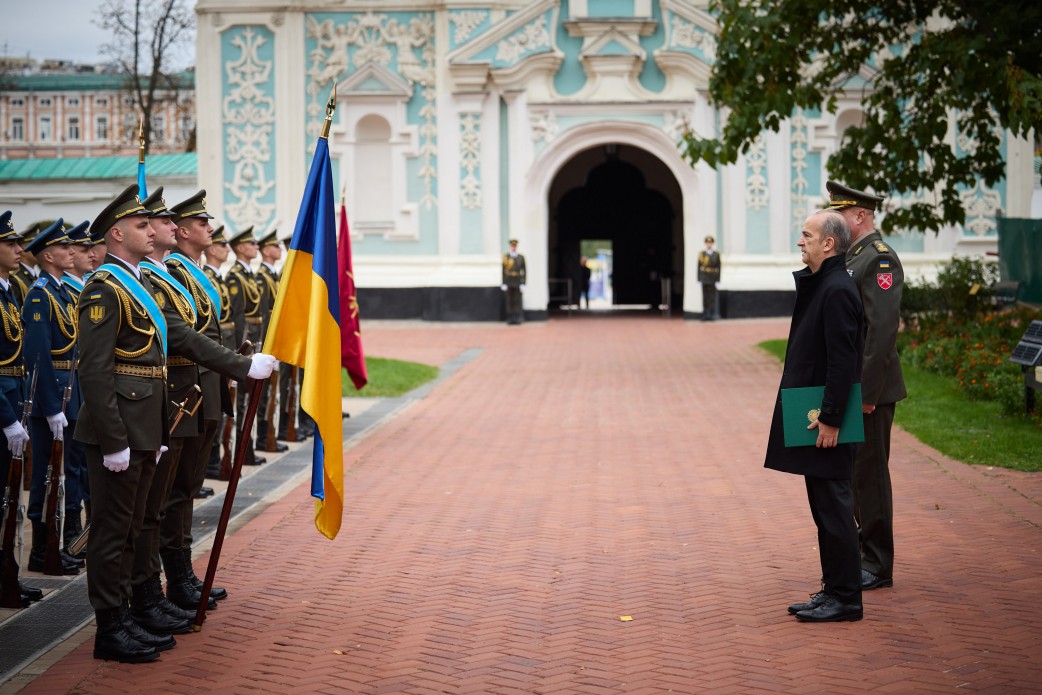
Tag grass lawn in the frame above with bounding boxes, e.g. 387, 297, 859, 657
341, 356, 439, 398
758, 339, 1042, 472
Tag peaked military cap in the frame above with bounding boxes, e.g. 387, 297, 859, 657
91, 185, 148, 241
66, 221, 92, 245
0, 211, 22, 242
142, 186, 175, 218
210, 224, 228, 244
228, 226, 257, 246
824, 181, 885, 212
704, 235, 715, 243
258, 230, 281, 247
170, 189, 214, 222
20, 223, 42, 247
25, 218, 72, 254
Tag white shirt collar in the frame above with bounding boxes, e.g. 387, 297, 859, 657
107, 253, 142, 279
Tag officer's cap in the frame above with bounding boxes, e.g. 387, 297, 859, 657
91, 185, 148, 242
704, 235, 715, 243
25, 218, 72, 255
508, 239, 518, 245
210, 225, 228, 244
66, 221, 92, 245
228, 226, 257, 246
824, 180, 885, 212
0, 211, 22, 243
258, 230, 281, 248
142, 186, 175, 218
170, 189, 214, 222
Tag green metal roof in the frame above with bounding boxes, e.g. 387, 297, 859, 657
0, 153, 197, 181
7, 71, 194, 92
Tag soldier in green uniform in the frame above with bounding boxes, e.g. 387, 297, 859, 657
697, 235, 721, 320
203, 226, 236, 479
225, 228, 267, 465
76, 186, 275, 662
11, 224, 41, 307
501, 239, 526, 325
825, 181, 907, 592
255, 231, 289, 451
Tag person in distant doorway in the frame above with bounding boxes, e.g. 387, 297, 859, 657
501, 239, 526, 325
579, 257, 592, 309
697, 235, 721, 320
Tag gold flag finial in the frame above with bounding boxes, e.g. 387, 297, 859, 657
341, 183, 347, 206
138, 117, 145, 163
320, 81, 337, 139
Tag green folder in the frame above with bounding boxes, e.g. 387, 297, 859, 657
780, 384, 865, 447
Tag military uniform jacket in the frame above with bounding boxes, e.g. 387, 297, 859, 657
73, 258, 170, 453
225, 261, 263, 347
204, 264, 236, 348
22, 272, 83, 420
11, 264, 36, 307
142, 258, 251, 436
0, 279, 25, 427
697, 250, 721, 284
845, 232, 907, 406
502, 253, 526, 288
256, 263, 279, 328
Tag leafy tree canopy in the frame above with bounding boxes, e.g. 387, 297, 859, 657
680, 0, 1042, 233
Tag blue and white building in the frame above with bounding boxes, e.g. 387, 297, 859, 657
194, 0, 1036, 319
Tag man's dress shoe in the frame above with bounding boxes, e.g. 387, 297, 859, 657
861, 569, 893, 590
788, 591, 827, 615
795, 596, 863, 622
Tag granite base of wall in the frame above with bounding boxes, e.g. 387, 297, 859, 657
684, 290, 796, 321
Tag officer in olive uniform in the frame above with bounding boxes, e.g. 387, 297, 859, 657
255, 231, 290, 451
202, 226, 237, 479
75, 186, 275, 663
0, 212, 40, 605
501, 239, 526, 325
826, 181, 907, 592
11, 224, 41, 307
225, 228, 267, 465
697, 235, 721, 321
22, 219, 84, 576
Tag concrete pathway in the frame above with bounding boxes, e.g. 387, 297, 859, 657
10, 317, 1042, 694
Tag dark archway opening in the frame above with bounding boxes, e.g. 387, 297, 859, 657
547, 144, 683, 313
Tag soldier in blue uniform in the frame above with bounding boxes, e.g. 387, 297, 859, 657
0, 211, 41, 605
21, 219, 84, 575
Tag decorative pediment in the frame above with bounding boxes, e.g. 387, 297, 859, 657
653, 0, 718, 96
582, 26, 646, 59
339, 61, 414, 100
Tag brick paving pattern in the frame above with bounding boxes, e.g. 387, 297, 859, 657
17, 317, 1042, 694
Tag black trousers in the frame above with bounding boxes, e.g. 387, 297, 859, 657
85, 446, 157, 611
853, 402, 896, 578
804, 476, 862, 604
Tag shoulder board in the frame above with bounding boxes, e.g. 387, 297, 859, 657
31, 277, 48, 289
88, 270, 111, 283
873, 240, 890, 254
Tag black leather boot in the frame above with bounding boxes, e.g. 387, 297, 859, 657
183, 548, 227, 601
121, 603, 176, 651
132, 581, 191, 635
27, 520, 80, 575
20, 581, 43, 602
149, 573, 195, 622
93, 606, 159, 663
163, 552, 217, 611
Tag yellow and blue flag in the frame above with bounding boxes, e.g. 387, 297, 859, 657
263, 136, 343, 539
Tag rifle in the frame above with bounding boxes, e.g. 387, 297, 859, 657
42, 353, 77, 576
262, 363, 279, 452
67, 384, 203, 558
285, 366, 298, 442
220, 341, 253, 480
0, 365, 38, 608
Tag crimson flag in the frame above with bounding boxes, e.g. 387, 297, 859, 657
338, 198, 367, 389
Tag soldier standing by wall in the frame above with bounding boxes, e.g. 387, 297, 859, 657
697, 235, 721, 321
825, 181, 907, 592
501, 239, 526, 325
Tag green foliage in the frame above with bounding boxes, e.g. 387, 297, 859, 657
681, 0, 1042, 234
900, 255, 999, 328
342, 357, 438, 398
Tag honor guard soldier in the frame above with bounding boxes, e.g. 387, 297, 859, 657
501, 239, 526, 325
826, 181, 907, 593
61, 221, 93, 298
256, 231, 289, 451
0, 212, 41, 606
22, 219, 84, 576
11, 223, 41, 306
203, 225, 236, 479
75, 185, 275, 663
697, 235, 721, 321
225, 227, 267, 465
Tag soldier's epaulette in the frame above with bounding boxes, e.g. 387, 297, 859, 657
31, 277, 48, 289
88, 270, 111, 283
872, 240, 890, 254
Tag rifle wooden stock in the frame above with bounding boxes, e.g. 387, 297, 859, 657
21, 443, 30, 492
41, 439, 65, 575
194, 375, 264, 631
220, 341, 253, 480
0, 455, 24, 607
262, 367, 278, 451
286, 366, 298, 441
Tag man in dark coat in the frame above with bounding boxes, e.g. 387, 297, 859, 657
764, 209, 864, 623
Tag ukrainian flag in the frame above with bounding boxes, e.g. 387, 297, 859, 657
263, 136, 343, 539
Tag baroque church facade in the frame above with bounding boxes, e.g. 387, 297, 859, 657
195, 0, 1035, 320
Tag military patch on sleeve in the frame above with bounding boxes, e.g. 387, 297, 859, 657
89, 304, 105, 323
155, 292, 166, 308
31, 311, 41, 322
877, 273, 894, 290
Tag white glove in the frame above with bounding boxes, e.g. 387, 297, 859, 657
520, 284, 526, 291
500, 284, 507, 291
3, 422, 29, 457
103, 447, 131, 473
46, 412, 68, 442
155, 444, 169, 464
248, 353, 277, 379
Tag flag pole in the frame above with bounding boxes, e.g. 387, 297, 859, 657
137, 118, 145, 164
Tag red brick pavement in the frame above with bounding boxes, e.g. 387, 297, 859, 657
20, 317, 1042, 694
